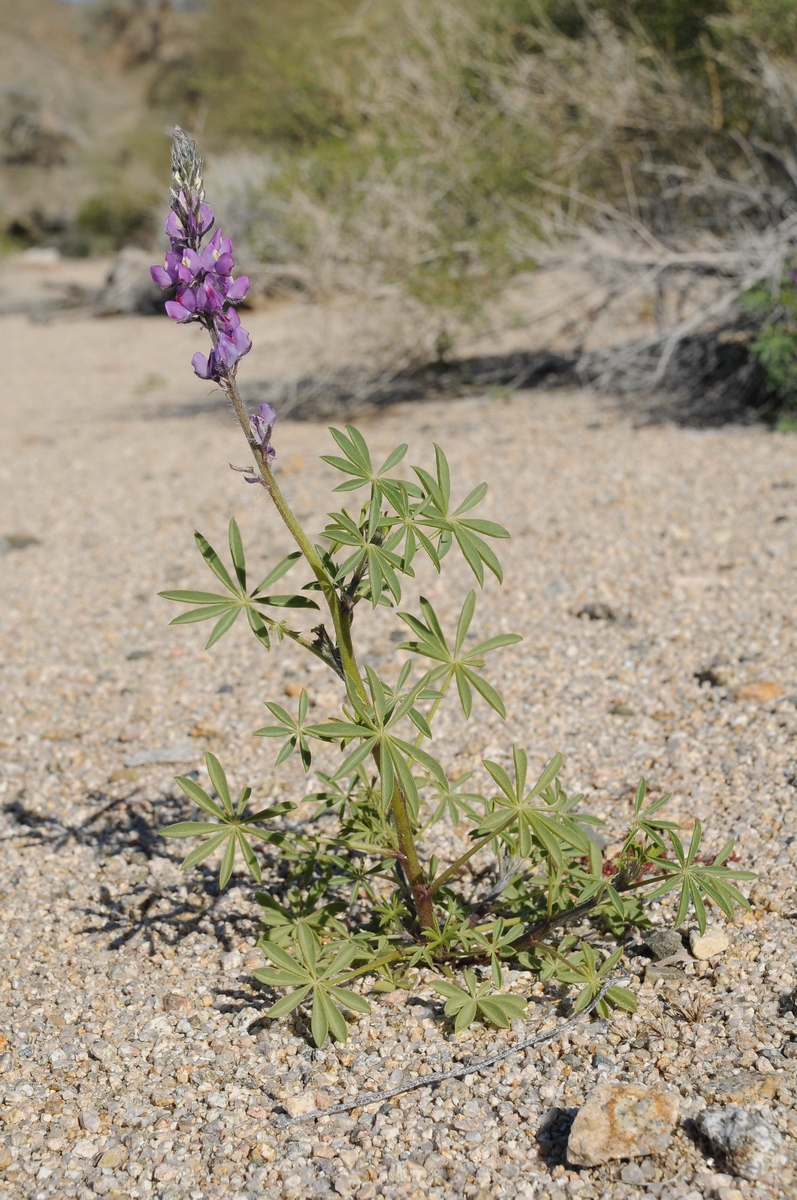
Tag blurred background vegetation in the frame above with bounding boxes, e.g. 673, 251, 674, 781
6, 0, 797, 413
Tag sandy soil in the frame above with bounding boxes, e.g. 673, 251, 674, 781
1, 258, 796, 1200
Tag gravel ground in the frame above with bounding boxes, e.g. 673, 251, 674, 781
1, 290, 797, 1200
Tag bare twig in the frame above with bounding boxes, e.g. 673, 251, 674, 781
274, 975, 624, 1127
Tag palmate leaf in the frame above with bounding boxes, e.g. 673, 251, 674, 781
398, 592, 521, 719
159, 753, 294, 890
160, 521, 317, 650
254, 688, 315, 771
323, 509, 408, 607
644, 823, 756, 933
321, 425, 409, 495
475, 749, 583, 859
255, 937, 372, 1045
622, 778, 680, 853
543, 943, 636, 1018
433, 970, 527, 1032
424, 772, 484, 828
379, 479, 440, 572
411, 445, 510, 586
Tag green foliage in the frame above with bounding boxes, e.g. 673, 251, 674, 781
75, 189, 158, 253
254, 933, 372, 1046
742, 275, 797, 416
160, 752, 295, 888
160, 518, 319, 650
540, 1, 730, 59
398, 592, 522, 719
540, 942, 638, 1018
434, 969, 528, 1032
719, 0, 797, 56
161, 422, 755, 1046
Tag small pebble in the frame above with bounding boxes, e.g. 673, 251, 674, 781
97, 1144, 128, 1170
700, 1072, 780, 1104
642, 929, 685, 960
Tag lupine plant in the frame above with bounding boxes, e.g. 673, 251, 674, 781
152, 129, 756, 1046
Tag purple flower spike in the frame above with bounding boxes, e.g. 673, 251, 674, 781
156, 128, 256, 385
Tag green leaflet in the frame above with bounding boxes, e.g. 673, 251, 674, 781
159, 519, 317, 650
160, 753, 294, 890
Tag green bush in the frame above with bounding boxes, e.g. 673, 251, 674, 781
743, 275, 797, 424
75, 189, 158, 253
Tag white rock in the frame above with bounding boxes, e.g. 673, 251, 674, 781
79, 1108, 101, 1132
284, 1092, 317, 1118
689, 928, 730, 960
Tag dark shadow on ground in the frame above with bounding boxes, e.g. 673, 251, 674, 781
149, 350, 579, 423
145, 320, 782, 428
536, 1105, 579, 1168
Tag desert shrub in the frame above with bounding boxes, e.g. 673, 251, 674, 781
75, 189, 158, 253
142, 2, 797, 417
743, 273, 797, 423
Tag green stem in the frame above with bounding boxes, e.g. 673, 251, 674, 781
224, 373, 361, 692
427, 810, 518, 898
339, 951, 405, 985
224, 373, 433, 928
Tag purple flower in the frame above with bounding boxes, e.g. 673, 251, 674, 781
191, 324, 252, 383
165, 287, 198, 323
220, 274, 250, 303
151, 248, 203, 290
191, 349, 221, 381
194, 278, 226, 314
250, 402, 276, 464
201, 230, 234, 276
165, 210, 186, 244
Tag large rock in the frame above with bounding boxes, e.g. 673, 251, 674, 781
567, 1083, 679, 1166
95, 247, 165, 316
696, 1106, 785, 1181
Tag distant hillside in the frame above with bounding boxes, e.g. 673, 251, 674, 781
0, 0, 183, 251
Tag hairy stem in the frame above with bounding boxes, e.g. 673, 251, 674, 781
450, 871, 676, 966
223, 372, 433, 929
224, 373, 361, 689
